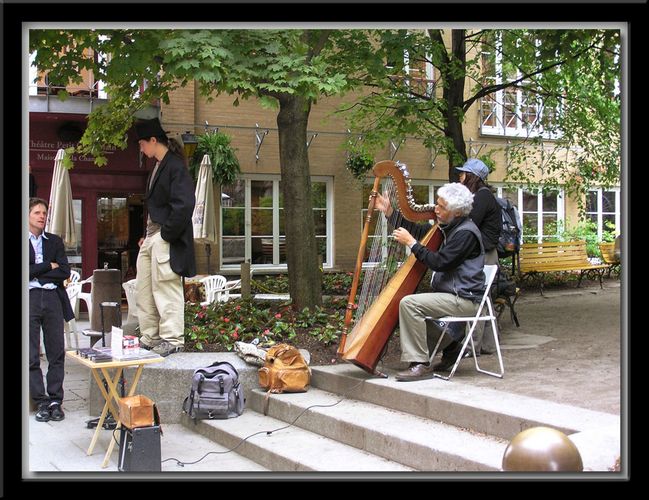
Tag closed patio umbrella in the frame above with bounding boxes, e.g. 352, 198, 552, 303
192, 154, 217, 274
46, 148, 77, 247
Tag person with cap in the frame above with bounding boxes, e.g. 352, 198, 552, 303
455, 157, 502, 356
374, 183, 485, 381
134, 117, 196, 357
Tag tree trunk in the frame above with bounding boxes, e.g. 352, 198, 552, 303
443, 29, 469, 182
276, 94, 323, 309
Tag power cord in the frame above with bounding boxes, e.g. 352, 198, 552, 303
162, 377, 368, 468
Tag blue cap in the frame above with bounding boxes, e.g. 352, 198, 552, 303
456, 158, 489, 181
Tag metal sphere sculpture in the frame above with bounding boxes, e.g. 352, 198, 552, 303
502, 426, 584, 471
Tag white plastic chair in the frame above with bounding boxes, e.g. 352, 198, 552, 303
64, 282, 82, 350
122, 279, 138, 325
77, 276, 93, 319
428, 264, 504, 381
199, 275, 228, 306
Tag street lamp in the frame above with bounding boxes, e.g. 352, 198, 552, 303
181, 131, 198, 161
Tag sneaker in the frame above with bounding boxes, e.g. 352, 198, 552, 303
49, 402, 65, 421
151, 341, 183, 357
139, 338, 160, 350
35, 403, 51, 422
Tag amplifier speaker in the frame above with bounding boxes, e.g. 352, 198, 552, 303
118, 425, 161, 472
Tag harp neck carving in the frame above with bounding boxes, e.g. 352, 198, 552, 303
372, 160, 436, 222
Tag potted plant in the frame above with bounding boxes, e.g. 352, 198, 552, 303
190, 131, 241, 186
345, 145, 375, 181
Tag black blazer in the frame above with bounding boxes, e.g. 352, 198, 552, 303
145, 150, 196, 277
29, 232, 75, 321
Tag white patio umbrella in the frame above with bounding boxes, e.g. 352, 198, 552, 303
192, 154, 218, 274
46, 148, 77, 247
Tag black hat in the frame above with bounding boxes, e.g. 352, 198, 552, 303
135, 118, 167, 141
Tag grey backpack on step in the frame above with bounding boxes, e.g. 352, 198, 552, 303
182, 361, 245, 421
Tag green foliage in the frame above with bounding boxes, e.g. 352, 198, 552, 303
340, 28, 620, 211
184, 297, 346, 351
190, 131, 240, 186
557, 218, 616, 257
62, 148, 75, 170
251, 272, 357, 296
345, 145, 375, 181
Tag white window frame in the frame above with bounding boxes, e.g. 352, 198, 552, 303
587, 188, 620, 241
404, 50, 435, 98
29, 51, 38, 96
480, 34, 559, 139
220, 175, 333, 271
494, 185, 564, 243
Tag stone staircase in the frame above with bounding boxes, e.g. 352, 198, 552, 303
171, 361, 619, 472
87, 353, 619, 472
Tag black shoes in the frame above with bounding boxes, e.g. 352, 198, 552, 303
49, 402, 65, 421
35, 403, 51, 422
432, 357, 456, 372
34, 402, 65, 422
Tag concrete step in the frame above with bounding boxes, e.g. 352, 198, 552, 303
246, 387, 508, 471
311, 364, 620, 441
180, 410, 413, 472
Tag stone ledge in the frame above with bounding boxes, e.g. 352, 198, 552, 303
88, 353, 260, 423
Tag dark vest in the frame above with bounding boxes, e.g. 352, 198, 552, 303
430, 219, 485, 302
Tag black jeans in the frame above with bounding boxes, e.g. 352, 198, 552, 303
29, 288, 65, 405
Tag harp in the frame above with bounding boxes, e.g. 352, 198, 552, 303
337, 160, 442, 377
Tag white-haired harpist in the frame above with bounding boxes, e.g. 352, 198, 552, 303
373, 182, 486, 381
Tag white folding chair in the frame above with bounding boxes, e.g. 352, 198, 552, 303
199, 275, 228, 306
428, 264, 504, 381
122, 279, 138, 325
64, 282, 82, 350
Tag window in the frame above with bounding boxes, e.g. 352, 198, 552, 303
494, 186, 564, 243
586, 188, 620, 241
361, 180, 437, 265
404, 50, 435, 98
479, 32, 558, 138
221, 176, 332, 269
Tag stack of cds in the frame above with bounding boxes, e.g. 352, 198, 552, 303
77, 347, 113, 363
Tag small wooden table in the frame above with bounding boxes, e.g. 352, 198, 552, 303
66, 351, 164, 468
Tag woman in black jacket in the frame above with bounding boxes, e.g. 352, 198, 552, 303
455, 158, 501, 265
456, 158, 501, 354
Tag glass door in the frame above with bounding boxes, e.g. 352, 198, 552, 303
97, 194, 143, 281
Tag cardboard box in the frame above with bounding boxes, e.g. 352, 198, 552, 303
118, 395, 155, 429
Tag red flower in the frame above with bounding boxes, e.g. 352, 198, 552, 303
231, 332, 239, 340
275, 313, 282, 319
224, 317, 230, 323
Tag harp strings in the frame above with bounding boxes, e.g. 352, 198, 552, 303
354, 178, 407, 321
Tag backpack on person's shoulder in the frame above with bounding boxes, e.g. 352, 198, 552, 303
496, 197, 523, 259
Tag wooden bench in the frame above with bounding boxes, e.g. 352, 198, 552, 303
518, 240, 610, 294
598, 241, 621, 277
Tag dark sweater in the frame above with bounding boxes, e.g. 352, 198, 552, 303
470, 187, 501, 252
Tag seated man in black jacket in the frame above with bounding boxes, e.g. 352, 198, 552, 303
374, 182, 485, 381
